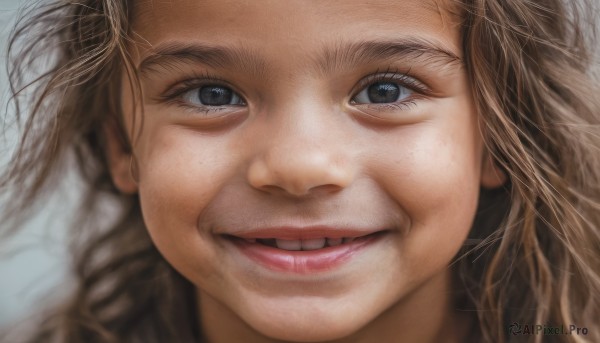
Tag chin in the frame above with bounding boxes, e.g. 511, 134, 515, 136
238, 298, 368, 342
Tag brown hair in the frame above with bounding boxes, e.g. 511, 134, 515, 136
1, 0, 599, 342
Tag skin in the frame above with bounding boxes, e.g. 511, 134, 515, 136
107, 0, 507, 342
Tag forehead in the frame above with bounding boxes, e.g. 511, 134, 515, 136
130, 0, 463, 49
128, 0, 465, 82
132, 0, 456, 21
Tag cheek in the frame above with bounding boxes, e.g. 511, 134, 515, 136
367, 114, 482, 275
371, 125, 481, 209
139, 133, 218, 223
135, 126, 236, 275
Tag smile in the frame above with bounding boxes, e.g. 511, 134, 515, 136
222, 228, 389, 274
248, 237, 359, 251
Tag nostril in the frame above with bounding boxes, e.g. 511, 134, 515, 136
307, 184, 344, 195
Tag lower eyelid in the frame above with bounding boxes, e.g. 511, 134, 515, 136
360, 100, 418, 111
173, 102, 248, 119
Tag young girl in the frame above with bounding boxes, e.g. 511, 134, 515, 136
1, 0, 599, 342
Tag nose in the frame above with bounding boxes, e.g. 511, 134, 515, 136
246, 109, 356, 197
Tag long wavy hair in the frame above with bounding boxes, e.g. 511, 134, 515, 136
1, 0, 599, 342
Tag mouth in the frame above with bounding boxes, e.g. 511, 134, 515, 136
222, 228, 389, 274
228, 234, 380, 251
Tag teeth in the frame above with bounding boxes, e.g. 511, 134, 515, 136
327, 238, 343, 246
275, 239, 302, 251
267, 237, 355, 250
257, 238, 277, 247
302, 238, 326, 250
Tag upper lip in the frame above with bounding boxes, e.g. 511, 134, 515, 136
225, 226, 386, 240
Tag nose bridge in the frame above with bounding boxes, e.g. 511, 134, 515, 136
247, 99, 356, 197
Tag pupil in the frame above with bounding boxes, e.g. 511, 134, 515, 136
367, 82, 400, 103
199, 86, 232, 105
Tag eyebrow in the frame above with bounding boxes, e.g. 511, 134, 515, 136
314, 38, 462, 74
137, 38, 462, 77
138, 42, 268, 77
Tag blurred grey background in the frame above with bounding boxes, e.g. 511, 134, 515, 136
0, 0, 72, 329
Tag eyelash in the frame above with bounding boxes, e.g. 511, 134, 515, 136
160, 69, 429, 113
160, 72, 243, 114
350, 69, 429, 111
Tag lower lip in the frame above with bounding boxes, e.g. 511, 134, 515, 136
226, 232, 386, 274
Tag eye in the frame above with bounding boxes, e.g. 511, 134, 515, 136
353, 81, 413, 104
181, 85, 244, 107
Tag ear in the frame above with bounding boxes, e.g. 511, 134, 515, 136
480, 150, 508, 189
104, 121, 138, 194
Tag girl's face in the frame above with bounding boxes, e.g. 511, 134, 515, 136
112, 0, 504, 341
